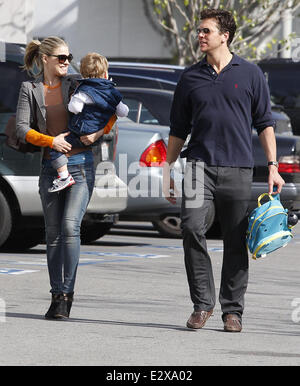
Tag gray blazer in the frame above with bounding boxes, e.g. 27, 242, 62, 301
16, 74, 80, 143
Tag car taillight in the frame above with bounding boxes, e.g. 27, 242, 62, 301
139, 139, 167, 167
278, 155, 300, 173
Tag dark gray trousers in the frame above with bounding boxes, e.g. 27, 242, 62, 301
181, 161, 253, 320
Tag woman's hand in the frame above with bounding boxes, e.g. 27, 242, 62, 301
52, 132, 72, 153
80, 129, 104, 146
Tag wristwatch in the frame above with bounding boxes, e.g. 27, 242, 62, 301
268, 161, 278, 167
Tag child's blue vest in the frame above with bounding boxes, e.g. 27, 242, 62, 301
69, 78, 122, 135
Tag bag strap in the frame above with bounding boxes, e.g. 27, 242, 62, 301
257, 193, 274, 207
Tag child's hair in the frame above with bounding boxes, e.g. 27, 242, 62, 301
80, 53, 108, 78
23, 36, 68, 76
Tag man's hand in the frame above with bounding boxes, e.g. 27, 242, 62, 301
163, 176, 177, 205
268, 165, 285, 194
162, 136, 186, 204
52, 132, 72, 153
162, 163, 180, 205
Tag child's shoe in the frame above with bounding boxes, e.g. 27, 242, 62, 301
48, 174, 75, 193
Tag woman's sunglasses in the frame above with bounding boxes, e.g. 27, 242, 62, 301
51, 54, 73, 64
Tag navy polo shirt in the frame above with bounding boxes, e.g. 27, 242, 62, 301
170, 54, 274, 167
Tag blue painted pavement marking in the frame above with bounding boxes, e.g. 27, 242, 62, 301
0, 250, 171, 274
0, 268, 38, 275
82, 251, 169, 259
0, 242, 227, 275
137, 244, 224, 252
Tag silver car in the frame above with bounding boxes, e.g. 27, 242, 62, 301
114, 117, 217, 238
114, 117, 184, 237
113, 86, 300, 238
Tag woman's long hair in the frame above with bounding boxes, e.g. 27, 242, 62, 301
23, 36, 68, 77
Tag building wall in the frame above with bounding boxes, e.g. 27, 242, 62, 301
256, 6, 300, 59
1, 0, 299, 63
32, 0, 171, 63
0, 0, 34, 43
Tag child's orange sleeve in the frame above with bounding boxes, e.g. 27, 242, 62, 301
103, 114, 117, 134
25, 129, 54, 148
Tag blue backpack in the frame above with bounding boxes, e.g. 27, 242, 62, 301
246, 193, 293, 259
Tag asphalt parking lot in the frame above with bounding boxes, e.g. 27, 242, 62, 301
0, 221, 300, 369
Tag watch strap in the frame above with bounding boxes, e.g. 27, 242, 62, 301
268, 161, 278, 167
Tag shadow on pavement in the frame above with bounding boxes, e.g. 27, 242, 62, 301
5, 312, 198, 332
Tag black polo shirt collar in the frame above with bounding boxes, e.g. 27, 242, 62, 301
198, 53, 242, 68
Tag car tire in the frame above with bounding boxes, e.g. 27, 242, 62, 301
1, 227, 45, 251
152, 215, 182, 238
0, 190, 13, 248
81, 223, 113, 244
152, 204, 216, 239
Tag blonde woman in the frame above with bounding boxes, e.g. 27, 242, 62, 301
16, 37, 107, 319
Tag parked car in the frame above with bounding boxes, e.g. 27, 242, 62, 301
115, 116, 300, 238
114, 117, 200, 238
118, 86, 293, 136
0, 42, 127, 250
109, 62, 183, 90
110, 63, 300, 237
110, 60, 300, 136
257, 58, 300, 136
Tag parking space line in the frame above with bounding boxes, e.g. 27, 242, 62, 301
82, 251, 169, 259
0, 250, 171, 276
0, 268, 39, 275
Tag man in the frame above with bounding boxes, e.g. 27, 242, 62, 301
163, 8, 285, 332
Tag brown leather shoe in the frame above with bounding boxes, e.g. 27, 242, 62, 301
186, 310, 213, 329
223, 314, 242, 332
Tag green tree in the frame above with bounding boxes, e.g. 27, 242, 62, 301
143, 0, 300, 65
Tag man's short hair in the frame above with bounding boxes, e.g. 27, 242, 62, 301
200, 8, 237, 46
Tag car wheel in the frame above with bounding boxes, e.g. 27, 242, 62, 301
1, 227, 45, 251
152, 215, 182, 238
81, 223, 113, 244
0, 190, 13, 247
152, 204, 216, 238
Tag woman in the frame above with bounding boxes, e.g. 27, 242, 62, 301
16, 37, 103, 319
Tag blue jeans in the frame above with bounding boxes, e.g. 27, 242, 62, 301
39, 162, 95, 294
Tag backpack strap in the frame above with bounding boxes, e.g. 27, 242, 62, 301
257, 193, 274, 207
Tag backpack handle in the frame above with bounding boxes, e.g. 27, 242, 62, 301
257, 193, 274, 207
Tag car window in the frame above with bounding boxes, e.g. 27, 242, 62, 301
110, 73, 176, 91
123, 97, 159, 125
264, 68, 300, 108
0, 61, 32, 134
